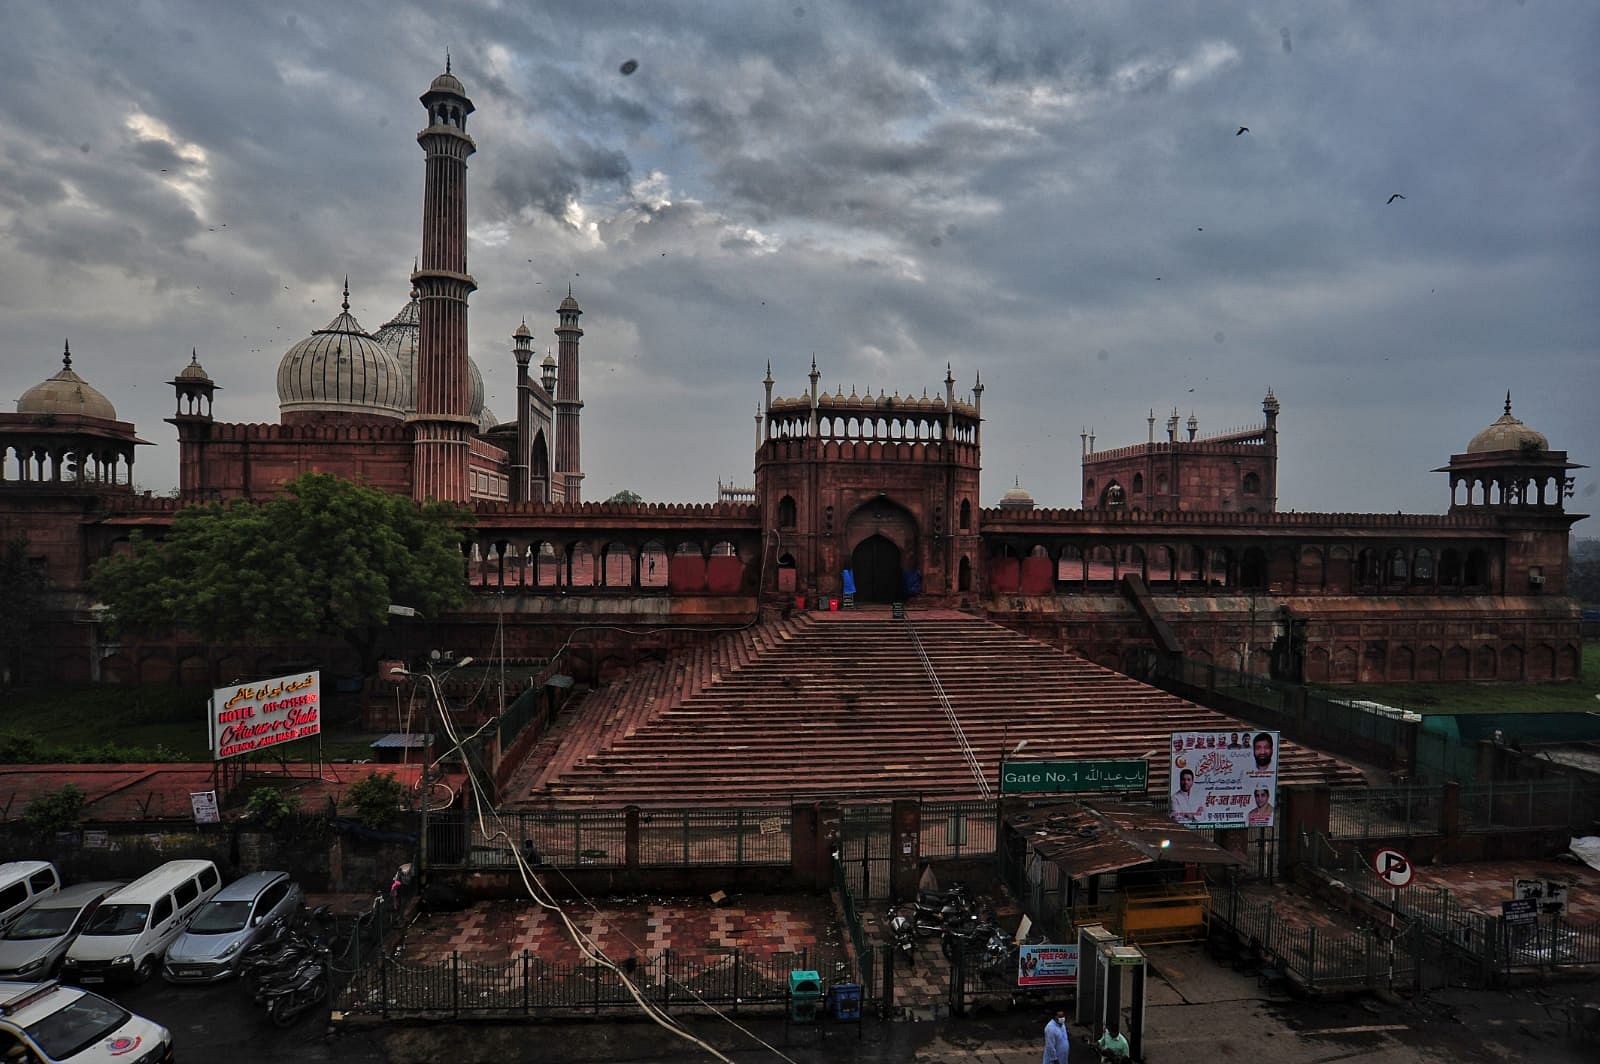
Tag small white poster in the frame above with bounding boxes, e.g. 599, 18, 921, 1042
189, 790, 221, 825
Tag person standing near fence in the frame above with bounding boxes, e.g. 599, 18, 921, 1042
1042, 1008, 1070, 1064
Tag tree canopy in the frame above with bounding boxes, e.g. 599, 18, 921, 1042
606, 489, 643, 504
92, 474, 472, 670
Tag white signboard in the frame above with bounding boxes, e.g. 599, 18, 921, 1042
189, 790, 221, 825
209, 671, 322, 760
1169, 729, 1279, 828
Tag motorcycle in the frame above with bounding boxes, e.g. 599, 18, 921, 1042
258, 949, 328, 1027
887, 910, 916, 964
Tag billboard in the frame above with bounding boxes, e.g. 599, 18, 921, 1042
210, 671, 321, 760
1017, 944, 1078, 987
1168, 729, 1278, 828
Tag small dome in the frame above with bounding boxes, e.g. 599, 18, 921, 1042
999, 479, 1035, 510
1468, 394, 1549, 454
17, 342, 117, 420
277, 285, 407, 421
428, 71, 466, 97
469, 359, 485, 419
513, 320, 532, 340
541, 351, 557, 369
176, 349, 212, 382
477, 406, 498, 434
559, 289, 581, 313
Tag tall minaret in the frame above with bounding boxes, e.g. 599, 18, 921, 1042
553, 286, 584, 503
511, 320, 534, 502
410, 60, 478, 504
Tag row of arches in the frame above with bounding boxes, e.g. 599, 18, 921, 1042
1449, 473, 1566, 508
1, 444, 137, 486
464, 538, 753, 593
766, 415, 979, 446
987, 541, 1496, 595
1290, 642, 1580, 684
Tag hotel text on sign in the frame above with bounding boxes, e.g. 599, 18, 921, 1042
209, 671, 321, 760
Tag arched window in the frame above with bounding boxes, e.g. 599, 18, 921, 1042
958, 555, 972, 592
1100, 481, 1125, 508
1155, 472, 1168, 496
1132, 473, 1144, 494
1386, 548, 1408, 584
959, 499, 972, 530
1084, 478, 1096, 498
1243, 472, 1261, 495
1240, 547, 1268, 590
777, 495, 797, 529
1412, 548, 1434, 585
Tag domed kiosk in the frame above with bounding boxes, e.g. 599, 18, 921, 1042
1438, 393, 1583, 511
1, 341, 147, 488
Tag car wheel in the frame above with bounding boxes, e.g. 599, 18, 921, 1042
135, 956, 156, 984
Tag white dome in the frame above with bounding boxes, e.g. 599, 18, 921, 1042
18, 343, 117, 420
276, 288, 406, 421
373, 288, 486, 421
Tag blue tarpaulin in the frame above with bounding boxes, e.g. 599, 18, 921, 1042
841, 569, 856, 596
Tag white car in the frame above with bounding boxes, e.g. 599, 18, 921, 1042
0, 980, 171, 1063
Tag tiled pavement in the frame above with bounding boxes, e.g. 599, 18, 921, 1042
397, 894, 841, 968
1410, 858, 1600, 919
1237, 879, 1370, 934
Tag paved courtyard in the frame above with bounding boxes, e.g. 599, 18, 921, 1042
1410, 857, 1600, 919
398, 893, 842, 968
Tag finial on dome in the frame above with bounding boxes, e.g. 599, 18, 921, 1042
190, 347, 199, 366
62, 339, 71, 370
1504, 390, 1512, 416
445, 52, 451, 75
567, 282, 573, 298
341, 276, 350, 312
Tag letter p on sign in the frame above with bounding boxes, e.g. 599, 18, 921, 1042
1372, 847, 1413, 888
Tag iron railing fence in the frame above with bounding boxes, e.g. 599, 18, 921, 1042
1210, 880, 1418, 994
340, 947, 847, 1019
1327, 786, 1443, 840
1459, 779, 1600, 834
918, 800, 997, 861
1301, 832, 1600, 979
833, 857, 877, 996
637, 808, 792, 867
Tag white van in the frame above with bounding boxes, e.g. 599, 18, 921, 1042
0, 863, 61, 933
62, 860, 221, 985
0, 980, 171, 1063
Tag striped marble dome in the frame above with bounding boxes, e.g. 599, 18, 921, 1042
276, 286, 407, 421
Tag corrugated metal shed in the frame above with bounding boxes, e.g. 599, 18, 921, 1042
1009, 802, 1243, 879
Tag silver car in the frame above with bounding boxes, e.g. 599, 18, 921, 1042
0, 882, 123, 982
162, 871, 304, 983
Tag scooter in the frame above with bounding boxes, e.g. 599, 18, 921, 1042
887, 911, 916, 963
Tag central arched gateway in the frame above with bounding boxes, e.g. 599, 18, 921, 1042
850, 534, 903, 602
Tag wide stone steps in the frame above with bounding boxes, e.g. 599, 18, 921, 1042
509, 607, 1364, 807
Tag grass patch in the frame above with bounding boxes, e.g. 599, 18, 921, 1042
1313, 642, 1600, 715
0, 684, 387, 763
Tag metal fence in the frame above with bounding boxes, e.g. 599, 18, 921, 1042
919, 800, 996, 860
1328, 786, 1442, 840
1414, 727, 1479, 785
1459, 779, 1600, 834
832, 856, 879, 999
429, 807, 792, 870
1210, 880, 1418, 994
340, 946, 844, 1018
1302, 833, 1600, 981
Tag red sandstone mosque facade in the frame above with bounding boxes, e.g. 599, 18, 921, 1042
0, 68, 1586, 690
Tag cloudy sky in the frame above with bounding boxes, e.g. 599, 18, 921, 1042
2, 1, 1595, 527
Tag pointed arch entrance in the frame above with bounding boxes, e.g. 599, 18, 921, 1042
850, 535, 903, 602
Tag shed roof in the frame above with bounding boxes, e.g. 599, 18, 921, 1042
1008, 802, 1244, 879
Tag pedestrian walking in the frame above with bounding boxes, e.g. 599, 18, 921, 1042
1042, 1008, 1071, 1064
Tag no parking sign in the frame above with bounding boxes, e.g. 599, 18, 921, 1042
1371, 847, 1414, 888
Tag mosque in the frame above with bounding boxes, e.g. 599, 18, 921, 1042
0, 66, 1586, 691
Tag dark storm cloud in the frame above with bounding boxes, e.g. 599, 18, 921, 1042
0, 0, 1593, 526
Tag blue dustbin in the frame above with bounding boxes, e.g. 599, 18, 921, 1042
829, 982, 862, 1021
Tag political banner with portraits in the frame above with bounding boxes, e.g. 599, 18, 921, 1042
1168, 729, 1278, 828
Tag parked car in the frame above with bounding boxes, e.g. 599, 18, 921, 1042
0, 979, 172, 1063
63, 860, 221, 985
0, 863, 61, 933
163, 870, 304, 983
0, 884, 123, 983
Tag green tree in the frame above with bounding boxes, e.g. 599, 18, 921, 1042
345, 771, 409, 830
91, 473, 472, 673
0, 538, 49, 685
24, 784, 85, 835
606, 489, 643, 504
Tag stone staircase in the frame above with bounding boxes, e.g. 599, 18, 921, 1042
511, 607, 1365, 806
